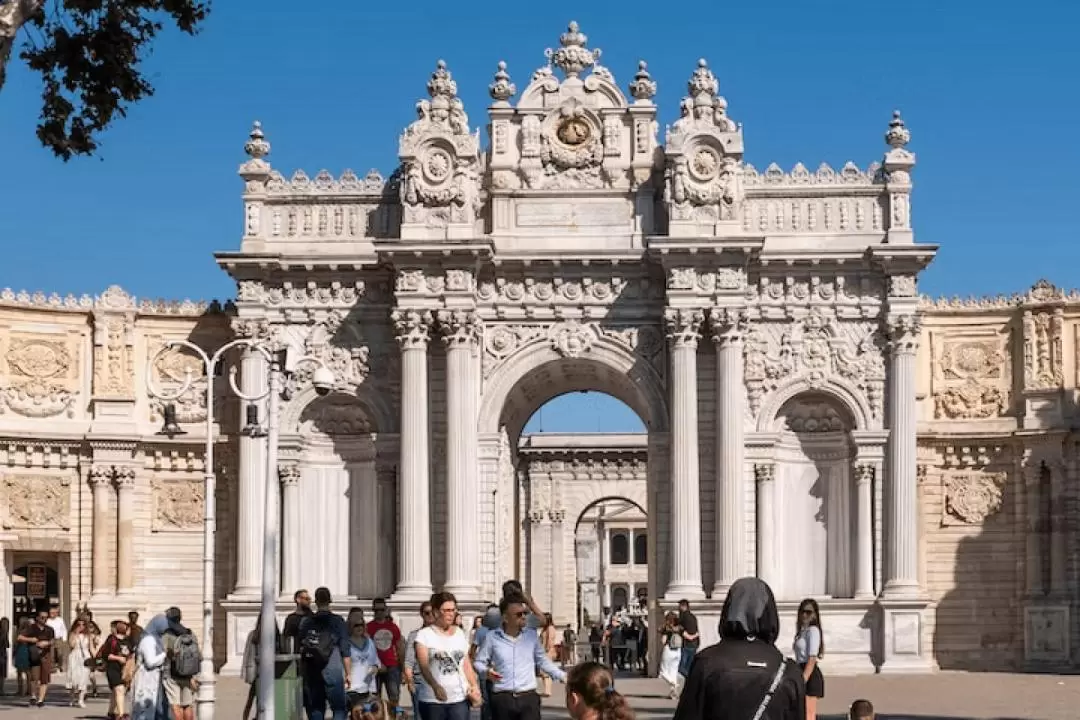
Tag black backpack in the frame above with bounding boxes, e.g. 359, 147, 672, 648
300, 617, 335, 668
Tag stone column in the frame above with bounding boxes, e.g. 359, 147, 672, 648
883, 314, 921, 598
115, 468, 136, 594
1023, 463, 1044, 596
1050, 462, 1067, 595
754, 463, 776, 589
664, 308, 705, 599
88, 466, 113, 598
279, 465, 301, 597
854, 463, 875, 598
234, 345, 268, 595
439, 310, 481, 598
392, 309, 434, 598
711, 308, 747, 596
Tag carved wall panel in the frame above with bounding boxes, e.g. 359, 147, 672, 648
931, 334, 1009, 420
2, 474, 72, 529
151, 478, 205, 531
147, 337, 209, 424
0, 333, 81, 419
942, 471, 1006, 526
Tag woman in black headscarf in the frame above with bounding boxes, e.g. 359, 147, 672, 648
672, 577, 805, 720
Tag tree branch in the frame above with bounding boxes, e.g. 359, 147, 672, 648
0, 0, 43, 91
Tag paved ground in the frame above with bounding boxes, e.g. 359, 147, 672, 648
1, 671, 1078, 719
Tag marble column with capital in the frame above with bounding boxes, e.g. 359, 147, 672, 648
439, 309, 482, 598
392, 309, 434, 599
883, 314, 921, 598
664, 308, 705, 599
234, 342, 269, 595
279, 465, 302, 596
711, 307, 747, 596
854, 462, 876, 599
115, 468, 136, 594
88, 466, 114, 598
754, 463, 777, 590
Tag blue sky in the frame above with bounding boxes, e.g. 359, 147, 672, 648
1, 1, 1076, 433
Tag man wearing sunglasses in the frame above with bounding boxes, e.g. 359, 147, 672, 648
473, 596, 566, 720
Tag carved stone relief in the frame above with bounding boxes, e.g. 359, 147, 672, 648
92, 286, 136, 400
0, 335, 80, 418
301, 398, 372, 436
147, 339, 208, 423
775, 397, 848, 433
942, 471, 1006, 525
1023, 308, 1064, 390
933, 337, 1009, 420
2, 474, 72, 529
151, 478, 205, 531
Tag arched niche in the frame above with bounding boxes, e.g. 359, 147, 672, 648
768, 391, 858, 601
756, 376, 874, 433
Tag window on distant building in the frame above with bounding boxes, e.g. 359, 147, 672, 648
633, 534, 647, 565
610, 532, 629, 565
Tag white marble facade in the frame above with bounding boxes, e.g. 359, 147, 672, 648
213, 21, 935, 676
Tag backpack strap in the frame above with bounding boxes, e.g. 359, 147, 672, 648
749, 659, 789, 720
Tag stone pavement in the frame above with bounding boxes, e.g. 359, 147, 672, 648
2, 671, 1078, 720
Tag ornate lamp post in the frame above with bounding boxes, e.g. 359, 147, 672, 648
147, 337, 273, 720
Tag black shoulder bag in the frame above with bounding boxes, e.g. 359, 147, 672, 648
749, 658, 790, 720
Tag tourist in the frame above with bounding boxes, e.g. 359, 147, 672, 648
129, 614, 170, 720
99, 619, 134, 720
47, 605, 69, 674
242, 612, 280, 720
298, 587, 352, 720
403, 601, 435, 720
469, 616, 483, 648
128, 612, 143, 646
499, 580, 546, 629
588, 624, 602, 663
564, 662, 633, 720
672, 577, 804, 720
794, 599, 825, 720
414, 592, 481, 720
561, 624, 577, 666
346, 610, 382, 710
0, 616, 9, 696
538, 613, 558, 697
676, 599, 699, 680
18, 608, 56, 707
473, 595, 565, 720
658, 612, 683, 699
163, 606, 201, 720
470, 605, 500, 720
66, 617, 94, 707
284, 589, 314, 654
367, 597, 404, 709
848, 699, 874, 720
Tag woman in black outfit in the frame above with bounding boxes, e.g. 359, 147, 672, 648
672, 577, 805, 720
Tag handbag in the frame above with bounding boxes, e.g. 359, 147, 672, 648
749, 659, 790, 720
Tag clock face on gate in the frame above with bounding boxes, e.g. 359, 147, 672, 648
556, 117, 591, 147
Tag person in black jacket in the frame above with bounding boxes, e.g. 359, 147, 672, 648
673, 578, 805, 720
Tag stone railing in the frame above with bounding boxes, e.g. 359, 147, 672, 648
741, 161, 886, 235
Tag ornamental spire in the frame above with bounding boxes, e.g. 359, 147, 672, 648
489, 61, 516, 104
545, 21, 600, 78
239, 120, 272, 179
628, 61, 656, 103
885, 110, 910, 149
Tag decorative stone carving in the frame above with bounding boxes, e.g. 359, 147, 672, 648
482, 324, 546, 378
91, 286, 137, 400
0, 335, 79, 418
1022, 306, 1064, 390
148, 340, 208, 423
301, 398, 371, 436
549, 321, 596, 358
398, 60, 482, 236
664, 59, 743, 230
933, 338, 1008, 420
753, 463, 775, 484
244, 280, 368, 308
854, 463, 875, 485
151, 478, 205, 530
886, 314, 922, 355
299, 314, 370, 391
2, 474, 72, 529
776, 397, 847, 433
664, 308, 704, 348
438, 310, 481, 347
278, 465, 301, 486
943, 471, 1006, 525
391, 309, 434, 350
709, 307, 748, 345
890, 275, 917, 297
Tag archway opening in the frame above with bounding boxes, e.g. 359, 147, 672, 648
574, 497, 648, 631
522, 392, 646, 434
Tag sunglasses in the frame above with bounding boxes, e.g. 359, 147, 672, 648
511, 611, 527, 618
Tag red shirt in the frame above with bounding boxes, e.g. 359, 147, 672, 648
366, 620, 401, 667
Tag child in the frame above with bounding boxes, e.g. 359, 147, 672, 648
350, 697, 390, 720
565, 662, 634, 720
849, 699, 874, 720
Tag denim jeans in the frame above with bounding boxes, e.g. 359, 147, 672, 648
303, 665, 348, 720
480, 679, 493, 720
678, 646, 697, 678
378, 665, 403, 706
418, 700, 470, 720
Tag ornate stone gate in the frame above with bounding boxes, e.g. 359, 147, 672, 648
218, 21, 936, 674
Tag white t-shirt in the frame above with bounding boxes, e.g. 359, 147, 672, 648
348, 638, 381, 694
414, 626, 470, 704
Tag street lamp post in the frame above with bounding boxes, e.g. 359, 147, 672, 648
147, 337, 275, 720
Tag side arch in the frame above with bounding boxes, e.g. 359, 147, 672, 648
756, 375, 872, 433
281, 383, 396, 435
478, 336, 668, 439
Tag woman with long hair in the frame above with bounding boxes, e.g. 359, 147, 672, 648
539, 613, 557, 697
414, 592, 481, 720
794, 598, 824, 720
128, 614, 170, 720
564, 662, 634, 720
66, 617, 93, 707
673, 577, 805, 720
12, 616, 32, 697
657, 612, 683, 699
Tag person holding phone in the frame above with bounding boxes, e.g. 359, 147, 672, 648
414, 593, 481, 720
473, 595, 566, 720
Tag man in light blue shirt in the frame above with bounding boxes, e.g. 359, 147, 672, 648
474, 596, 566, 720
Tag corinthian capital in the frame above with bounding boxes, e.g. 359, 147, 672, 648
665, 308, 704, 349
87, 466, 113, 488
753, 463, 775, 484
391, 309, 434, 350
230, 316, 274, 341
278, 464, 301, 486
709, 307, 748, 346
113, 467, 136, 489
437, 309, 481, 347
854, 463, 875, 485
886, 313, 922, 355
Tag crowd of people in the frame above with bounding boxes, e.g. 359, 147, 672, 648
250, 576, 877, 720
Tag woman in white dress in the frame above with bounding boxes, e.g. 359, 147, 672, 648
129, 614, 170, 720
658, 612, 683, 698
66, 617, 93, 707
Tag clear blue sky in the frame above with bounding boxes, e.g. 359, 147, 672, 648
1, 1, 1076, 433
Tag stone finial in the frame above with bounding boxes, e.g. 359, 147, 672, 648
885, 110, 910, 149
545, 21, 599, 78
489, 61, 516, 104
628, 60, 657, 102
689, 58, 719, 99
427, 60, 458, 101
244, 121, 271, 161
